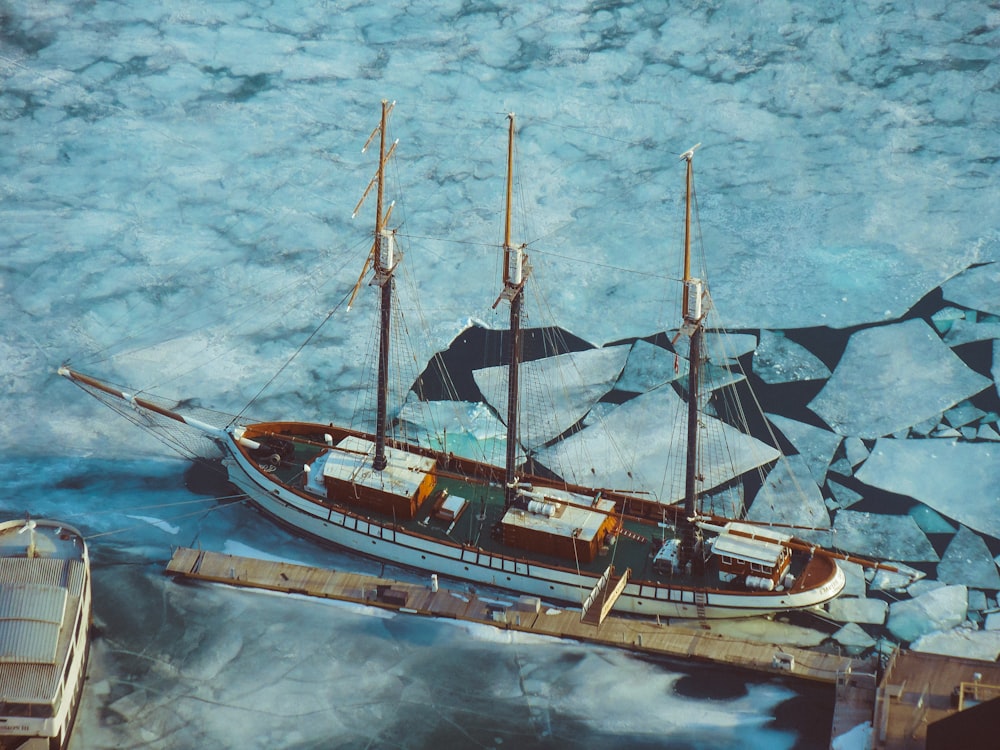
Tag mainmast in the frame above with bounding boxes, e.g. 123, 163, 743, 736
353, 100, 399, 472
493, 113, 530, 509
679, 143, 704, 570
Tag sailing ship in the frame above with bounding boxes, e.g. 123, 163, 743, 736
60, 102, 848, 621
0, 518, 91, 750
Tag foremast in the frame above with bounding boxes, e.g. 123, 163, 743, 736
353, 99, 400, 472
678, 144, 705, 571
492, 113, 530, 509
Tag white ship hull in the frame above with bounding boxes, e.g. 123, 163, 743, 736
223, 441, 845, 620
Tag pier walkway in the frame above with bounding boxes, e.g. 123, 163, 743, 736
165, 547, 866, 684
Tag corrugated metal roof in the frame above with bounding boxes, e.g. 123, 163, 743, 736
0, 584, 67, 664
0, 557, 86, 704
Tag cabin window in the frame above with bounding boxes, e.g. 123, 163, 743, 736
721, 555, 733, 565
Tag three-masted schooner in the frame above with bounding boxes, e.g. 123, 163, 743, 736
61, 102, 848, 621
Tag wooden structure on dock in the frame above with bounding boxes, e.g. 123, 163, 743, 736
870, 649, 1000, 749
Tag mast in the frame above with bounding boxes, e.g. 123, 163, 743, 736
493, 113, 530, 509
356, 99, 399, 472
679, 144, 703, 570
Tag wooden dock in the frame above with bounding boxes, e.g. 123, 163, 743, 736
165, 547, 865, 685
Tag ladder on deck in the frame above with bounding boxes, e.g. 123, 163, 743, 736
694, 590, 710, 628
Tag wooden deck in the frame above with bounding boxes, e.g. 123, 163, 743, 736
871, 649, 1000, 749
165, 547, 864, 685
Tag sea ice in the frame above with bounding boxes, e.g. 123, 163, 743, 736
827, 479, 864, 510
826, 598, 888, 626
831, 622, 876, 655
766, 413, 841, 486
126, 514, 180, 535
941, 261, 1000, 317
907, 505, 956, 534
745, 454, 830, 529
669, 330, 757, 366
943, 400, 987, 429
856, 439, 1000, 540
907, 580, 945, 599
808, 319, 993, 438
613, 339, 688, 393
533, 385, 779, 503
752, 330, 831, 384
886, 585, 968, 644
931, 306, 966, 335
994, 340, 1000, 400
473, 345, 629, 449
816, 511, 938, 563
837, 560, 867, 599
936, 526, 1000, 590
831, 722, 873, 750
968, 589, 988, 613
944, 318, 1000, 346
398, 399, 507, 464
843, 437, 868, 469
910, 627, 1000, 662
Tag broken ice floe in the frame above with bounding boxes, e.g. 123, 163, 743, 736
803, 510, 938, 562
669, 330, 756, 366
752, 330, 831, 384
910, 627, 1000, 661
827, 479, 863, 510
808, 319, 993, 438
613, 339, 687, 393
473, 346, 629, 449
745, 454, 830, 529
941, 261, 1000, 318
887, 584, 968, 643
827, 597, 888, 626
942, 317, 1000, 346
398, 399, 507, 464
832, 622, 876, 655
856, 438, 1000, 539
766, 413, 841, 486
907, 505, 956, 534
837, 560, 867, 599
937, 526, 1000, 590
869, 563, 926, 593
533, 385, 779, 503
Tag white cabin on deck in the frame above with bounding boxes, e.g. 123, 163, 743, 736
709, 522, 792, 590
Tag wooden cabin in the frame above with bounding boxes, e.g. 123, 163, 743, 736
500, 489, 617, 564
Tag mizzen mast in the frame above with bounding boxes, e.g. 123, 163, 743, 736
353, 99, 400, 472
492, 113, 531, 509
678, 143, 704, 571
